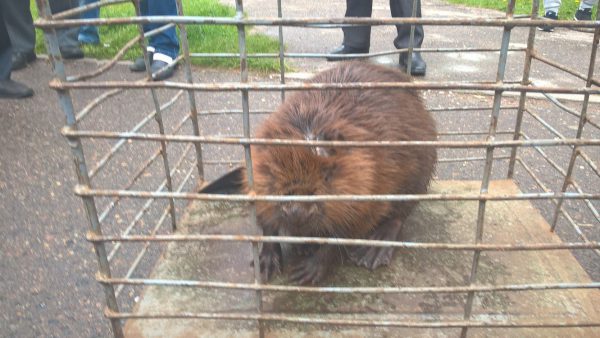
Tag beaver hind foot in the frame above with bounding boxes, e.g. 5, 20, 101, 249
348, 218, 403, 270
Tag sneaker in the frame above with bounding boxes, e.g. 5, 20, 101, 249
538, 11, 558, 32
129, 53, 153, 72
574, 8, 592, 21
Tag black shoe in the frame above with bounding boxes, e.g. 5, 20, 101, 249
399, 52, 426, 76
538, 11, 558, 32
574, 8, 592, 21
0, 79, 34, 99
326, 45, 369, 61
151, 60, 175, 81
11, 51, 37, 71
129, 53, 153, 72
60, 46, 84, 59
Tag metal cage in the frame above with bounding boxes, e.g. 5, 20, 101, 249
35, 0, 599, 337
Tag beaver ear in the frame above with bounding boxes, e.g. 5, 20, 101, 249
199, 167, 245, 194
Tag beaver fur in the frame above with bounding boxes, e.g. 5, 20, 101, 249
201, 62, 437, 284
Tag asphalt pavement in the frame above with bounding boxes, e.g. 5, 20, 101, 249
1, 0, 598, 337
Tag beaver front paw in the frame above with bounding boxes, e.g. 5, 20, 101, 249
258, 243, 282, 281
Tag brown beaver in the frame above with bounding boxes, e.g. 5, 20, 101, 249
201, 62, 437, 285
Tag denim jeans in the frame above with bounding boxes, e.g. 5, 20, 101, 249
78, 0, 100, 43
141, 0, 180, 59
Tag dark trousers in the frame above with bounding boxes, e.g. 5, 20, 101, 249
141, 0, 180, 59
343, 0, 424, 50
0, 2, 14, 80
4, 0, 36, 54
50, 0, 80, 48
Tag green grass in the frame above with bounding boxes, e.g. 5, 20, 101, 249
31, 0, 283, 71
446, 0, 597, 20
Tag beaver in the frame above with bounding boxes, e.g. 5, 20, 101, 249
201, 62, 437, 285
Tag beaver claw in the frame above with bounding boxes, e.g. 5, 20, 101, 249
348, 219, 402, 270
289, 255, 328, 285
257, 243, 282, 281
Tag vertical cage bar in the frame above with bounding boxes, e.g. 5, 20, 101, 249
235, 1, 263, 337
507, 0, 540, 178
132, 0, 178, 230
277, 0, 286, 102
550, 10, 599, 232
405, 0, 418, 75
460, 2, 516, 337
174, 0, 205, 180
34, 1, 123, 337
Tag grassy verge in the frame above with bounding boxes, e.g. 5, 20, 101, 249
32, 0, 283, 72
446, 0, 597, 20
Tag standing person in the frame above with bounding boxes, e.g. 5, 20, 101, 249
0, 1, 34, 98
49, 0, 85, 59
327, 0, 427, 76
539, 0, 598, 32
78, 0, 101, 44
4, 0, 37, 71
129, 0, 179, 80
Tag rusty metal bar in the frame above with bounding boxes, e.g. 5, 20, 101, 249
234, 1, 263, 337
531, 51, 600, 87
157, 105, 518, 117
516, 158, 600, 256
404, 0, 418, 75
61, 129, 600, 148
550, 11, 599, 233
75, 187, 600, 203
530, 83, 600, 131
104, 308, 600, 328
48, 79, 600, 95
34, 1, 124, 336
86, 233, 600, 250
507, 0, 539, 178
100, 277, 600, 294
75, 89, 123, 122
106, 143, 193, 262
277, 0, 285, 101
461, 2, 515, 336
522, 110, 600, 222
175, 0, 204, 180
35, 16, 600, 29
132, 0, 177, 231
187, 47, 526, 60
114, 162, 196, 297
88, 90, 185, 179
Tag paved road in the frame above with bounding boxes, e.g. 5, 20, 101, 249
1, 0, 598, 337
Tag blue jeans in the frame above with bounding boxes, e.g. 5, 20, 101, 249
141, 0, 179, 59
78, 0, 100, 44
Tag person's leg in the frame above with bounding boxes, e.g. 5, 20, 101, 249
0, 5, 34, 99
574, 0, 597, 20
539, 0, 560, 31
50, 0, 84, 58
131, 0, 178, 79
390, 0, 426, 76
390, 0, 424, 50
327, 0, 372, 61
4, 0, 36, 70
78, 0, 100, 44
146, 0, 179, 61
543, 0, 561, 14
579, 0, 598, 9
342, 0, 373, 50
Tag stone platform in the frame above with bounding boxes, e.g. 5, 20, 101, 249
124, 180, 600, 337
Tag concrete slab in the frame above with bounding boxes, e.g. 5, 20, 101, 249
124, 180, 600, 337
